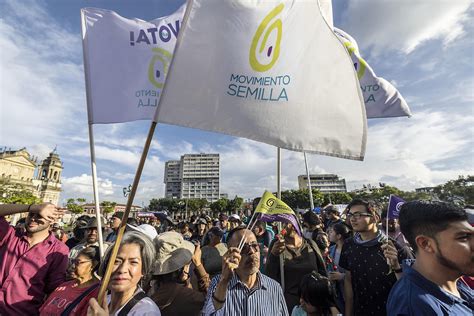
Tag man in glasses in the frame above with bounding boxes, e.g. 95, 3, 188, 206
203, 227, 288, 315
0, 203, 69, 315
339, 198, 413, 316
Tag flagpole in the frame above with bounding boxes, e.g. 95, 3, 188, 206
88, 124, 105, 257
385, 195, 392, 266
96, 0, 195, 303
97, 121, 157, 304
303, 152, 314, 210
81, 9, 104, 258
277, 147, 285, 291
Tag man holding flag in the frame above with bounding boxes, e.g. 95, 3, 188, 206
382, 195, 410, 248
257, 191, 326, 312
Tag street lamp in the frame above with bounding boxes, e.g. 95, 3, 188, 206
123, 184, 132, 197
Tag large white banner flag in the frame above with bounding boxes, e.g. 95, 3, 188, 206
334, 28, 412, 118
81, 5, 185, 124
157, 0, 367, 160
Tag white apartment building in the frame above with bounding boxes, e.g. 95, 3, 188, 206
298, 174, 347, 193
164, 153, 220, 202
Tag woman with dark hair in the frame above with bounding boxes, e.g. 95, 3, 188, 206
291, 272, 340, 316
327, 223, 352, 314
40, 246, 101, 316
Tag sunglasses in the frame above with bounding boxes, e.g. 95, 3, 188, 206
241, 242, 260, 255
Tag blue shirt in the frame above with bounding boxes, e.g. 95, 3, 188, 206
203, 272, 289, 316
387, 266, 473, 315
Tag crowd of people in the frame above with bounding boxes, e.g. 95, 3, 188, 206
0, 198, 472, 315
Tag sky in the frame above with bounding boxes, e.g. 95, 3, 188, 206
0, 0, 473, 207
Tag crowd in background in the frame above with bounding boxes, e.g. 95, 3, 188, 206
0, 198, 472, 315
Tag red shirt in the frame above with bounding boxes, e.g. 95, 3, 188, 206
0, 216, 69, 315
39, 280, 99, 316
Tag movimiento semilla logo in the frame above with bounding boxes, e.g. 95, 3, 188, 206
249, 3, 284, 72
148, 47, 173, 89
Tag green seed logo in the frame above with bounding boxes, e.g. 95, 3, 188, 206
249, 3, 284, 72
148, 47, 173, 88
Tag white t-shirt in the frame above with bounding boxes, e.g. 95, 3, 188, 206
107, 291, 161, 315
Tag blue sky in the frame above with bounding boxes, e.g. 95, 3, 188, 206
1, 0, 473, 206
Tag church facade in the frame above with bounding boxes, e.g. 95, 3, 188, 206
0, 147, 63, 205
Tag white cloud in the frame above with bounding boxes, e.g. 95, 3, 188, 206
342, 1, 472, 54
62, 174, 115, 199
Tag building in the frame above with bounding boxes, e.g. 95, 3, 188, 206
82, 203, 142, 218
164, 153, 220, 202
415, 187, 435, 193
298, 174, 347, 193
0, 147, 63, 205
164, 160, 181, 198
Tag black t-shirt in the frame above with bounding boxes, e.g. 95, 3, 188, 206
339, 236, 413, 316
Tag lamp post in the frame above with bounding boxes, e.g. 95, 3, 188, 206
123, 184, 132, 197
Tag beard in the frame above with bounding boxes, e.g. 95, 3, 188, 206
25, 220, 50, 233
434, 239, 474, 276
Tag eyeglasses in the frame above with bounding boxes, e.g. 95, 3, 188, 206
241, 242, 259, 255
72, 259, 92, 266
346, 212, 373, 220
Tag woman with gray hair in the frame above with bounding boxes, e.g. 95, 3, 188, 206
87, 231, 160, 315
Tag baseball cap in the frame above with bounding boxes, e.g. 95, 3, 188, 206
229, 214, 241, 222
111, 212, 125, 219
127, 224, 158, 240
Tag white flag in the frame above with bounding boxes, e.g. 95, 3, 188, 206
334, 28, 412, 118
157, 0, 367, 160
81, 5, 185, 124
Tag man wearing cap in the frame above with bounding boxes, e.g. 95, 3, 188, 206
150, 231, 210, 315
106, 211, 124, 242
324, 205, 343, 229
69, 216, 109, 260
203, 227, 288, 315
228, 214, 241, 230
65, 215, 89, 249
0, 203, 69, 315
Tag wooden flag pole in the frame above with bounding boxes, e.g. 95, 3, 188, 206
277, 147, 285, 291
97, 121, 157, 304
303, 152, 315, 210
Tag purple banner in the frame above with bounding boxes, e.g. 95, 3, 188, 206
388, 195, 405, 219
259, 213, 302, 236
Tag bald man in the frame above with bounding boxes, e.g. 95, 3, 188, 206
202, 227, 288, 315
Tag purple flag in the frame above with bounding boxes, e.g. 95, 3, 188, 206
387, 195, 405, 219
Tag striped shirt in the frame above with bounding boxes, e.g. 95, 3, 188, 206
203, 272, 289, 316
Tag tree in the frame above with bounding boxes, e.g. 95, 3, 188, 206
228, 196, 243, 213
66, 198, 85, 214
101, 200, 117, 213
433, 175, 474, 206
0, 179, 41, 205
187, 198, 208, 213
210, 198, 229, 215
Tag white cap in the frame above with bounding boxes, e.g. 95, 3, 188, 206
127, 224, 158, 240
229, 214, 241, 221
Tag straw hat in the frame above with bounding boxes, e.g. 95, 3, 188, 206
153, 231, 195, 275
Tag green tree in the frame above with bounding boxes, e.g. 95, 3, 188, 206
187, 198, 208, 213
66, 198, 85, 214
228, 196, 243, 213
433, 175, 474, 206
210, 198, 229, 215
0, 179, 41, 205
101, 200, 117, 213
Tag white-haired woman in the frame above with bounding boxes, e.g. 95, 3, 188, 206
87, 231, 160, 315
